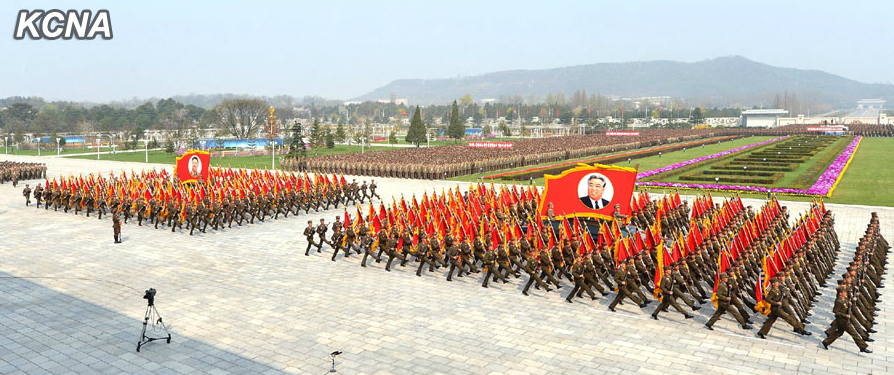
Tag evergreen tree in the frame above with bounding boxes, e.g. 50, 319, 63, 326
405, 106, 427, 147
388, 130, 397, 145
500, 120, 511, 136
164, 137, 175, 155
325, 128, 335, 149
310, 118, 322, 145
288, 122, 307, 157
690, 107, 704, 126
335, 119, 346, 143
447, 100, 465, 142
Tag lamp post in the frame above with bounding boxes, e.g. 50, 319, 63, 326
56, 137, 60, 156
145, 139, 149, 163
271, 139, 276, 170
4, 136, 7, 154
37, 137, 41, 156
97, 136, 101, 160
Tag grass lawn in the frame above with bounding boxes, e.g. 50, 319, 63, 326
637, 137, 894, 207
821, 137, 894, 207
448, 136, 772, 185
655, 136, 848, 190
5, 146, 116, 156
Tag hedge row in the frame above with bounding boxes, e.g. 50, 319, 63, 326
711, 164, 796, 172
679, 175, 778, 185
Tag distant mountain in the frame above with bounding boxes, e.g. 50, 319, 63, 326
354, 56, 894, 108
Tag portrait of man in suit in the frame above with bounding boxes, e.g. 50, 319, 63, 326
189, 155, 202, 178
579, 174, 612, 209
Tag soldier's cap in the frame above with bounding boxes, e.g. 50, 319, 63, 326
307, 220, 313, 224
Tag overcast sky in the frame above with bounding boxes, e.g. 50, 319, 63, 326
3, 0, 893, 102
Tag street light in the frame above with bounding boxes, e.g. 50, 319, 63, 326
56, 137, 60, 156
145, 139, 149, 163
96, 136, 101, 160
4, 136, 7, 154
37, 137, 41, 157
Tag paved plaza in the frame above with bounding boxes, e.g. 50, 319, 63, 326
0, 154, 892, 375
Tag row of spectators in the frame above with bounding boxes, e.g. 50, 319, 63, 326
298, 129, 723, 178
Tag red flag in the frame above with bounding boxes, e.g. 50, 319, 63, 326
539, 164, 637, 221
175, 151, 211, 183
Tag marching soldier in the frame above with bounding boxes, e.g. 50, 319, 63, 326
330, 216, 345, 261
369, 180, 380, 200
757, 278, 810, 339
566, 256, 598, 303
822, 288, 871, 353
22, 184, 31, 206
112, 213, 122, 244
315, 218, 328, 252
33, 184, 43, 208
651, 268, 693, 320
304, 220, 317, 256
609, 262, 646, 311
705, 272, 753, 331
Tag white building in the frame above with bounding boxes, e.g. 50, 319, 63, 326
705, 117, 739, 127
739, 109, 788, 128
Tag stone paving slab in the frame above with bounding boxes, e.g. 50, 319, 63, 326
0, 154, 892, 374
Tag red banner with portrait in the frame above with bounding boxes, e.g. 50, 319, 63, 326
175, 150, 210, 183
538, 163, 637, 220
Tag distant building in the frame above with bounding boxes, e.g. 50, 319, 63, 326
739, 109, 788, 128
376, 98, 409, 106
857, 99, 885, 109
705, 117, 739, 127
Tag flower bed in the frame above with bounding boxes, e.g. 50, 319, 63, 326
483, 136, 737, 180
637, 136, 863, 197
636, 136, 789, 179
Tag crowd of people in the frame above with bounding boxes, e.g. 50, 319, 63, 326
846, 124, 894, 137
298, 129, 721, 178
294, 180, 867, 349
1, 161, 46, 187
821, 213, 889, 353
20, 168, 379, 237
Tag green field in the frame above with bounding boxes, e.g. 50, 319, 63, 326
450, 136, 773, 185
638, 137, 894, 207
652, 135, 849, 190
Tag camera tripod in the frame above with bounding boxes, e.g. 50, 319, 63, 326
136, 297, 171, 352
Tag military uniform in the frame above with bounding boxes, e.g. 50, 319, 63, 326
304, 222, 317, 256
706, 276, 751, 330
652, 271, 691, 320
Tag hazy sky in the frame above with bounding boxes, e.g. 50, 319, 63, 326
3, 0, 894, 102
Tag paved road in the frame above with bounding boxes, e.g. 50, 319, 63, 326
0, 154, 891, 375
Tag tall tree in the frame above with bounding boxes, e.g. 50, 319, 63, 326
447, 100, 465, 142
309, 118, 323, 145
214, 99, 267, 138
335, 119, 347, 143
288, 122, 307, 158
690, 107, 704, 126
325, 128, 335, 149
405, 106, 427, 147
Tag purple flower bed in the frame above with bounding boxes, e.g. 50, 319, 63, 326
637, 136, 789, 179
637, 136, 863, 197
